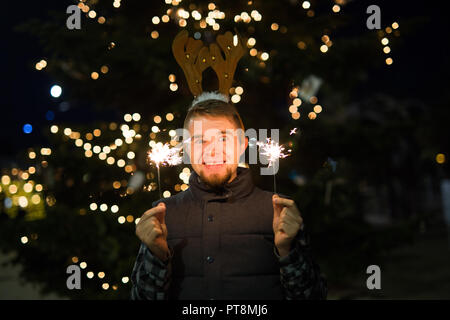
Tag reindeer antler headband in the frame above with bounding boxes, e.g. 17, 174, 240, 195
172, 30, 246, 100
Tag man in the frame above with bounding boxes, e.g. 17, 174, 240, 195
131, 93, 327, 300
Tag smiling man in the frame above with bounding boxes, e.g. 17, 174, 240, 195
130, 92, 327, 300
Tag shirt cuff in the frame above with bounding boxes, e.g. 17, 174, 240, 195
143, 244, 174, 269
273, 225, 308, 266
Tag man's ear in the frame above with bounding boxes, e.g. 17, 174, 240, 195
239, 136, 248, 155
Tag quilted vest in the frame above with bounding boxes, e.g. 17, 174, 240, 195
153, 167, 284, 300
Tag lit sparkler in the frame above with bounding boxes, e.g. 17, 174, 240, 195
148, 143, 182, 198
257, 138, 291, 194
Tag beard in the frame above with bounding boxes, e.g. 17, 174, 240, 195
199, 167, 233, 192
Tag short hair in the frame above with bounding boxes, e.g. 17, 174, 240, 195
183, 99, 245, 132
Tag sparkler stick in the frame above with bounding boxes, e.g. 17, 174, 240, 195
148, 143, 182, 199
257, 138, 291, 194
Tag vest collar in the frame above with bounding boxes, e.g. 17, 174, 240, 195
189, 166, 254, 202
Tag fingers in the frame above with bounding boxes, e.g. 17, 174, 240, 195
141, 202, 166, 224
273, 196, 295, 208
272, 194, 280, 217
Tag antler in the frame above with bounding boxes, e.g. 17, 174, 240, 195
209, 31, 246, 96
172, 30, 212, 98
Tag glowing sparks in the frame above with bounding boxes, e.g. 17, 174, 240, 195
257, 138, 291, 168
290, 128, 298, 135
148, 143, 182, 168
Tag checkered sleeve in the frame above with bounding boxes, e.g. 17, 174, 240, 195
130, 243, 174, 300
273, 225, 328, 300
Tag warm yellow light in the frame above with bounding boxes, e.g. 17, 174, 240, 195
9, 184, 18, 194
154, 116, 162, 124
31, 194, 41, 205
385, 57, 393, 65
126, 215, 134, 223
231, 94, 241, 103
132, 113, 141, 121
118, 216, 126, 224
64, 128, 72, 136
308, 112, 317, 120
29, 152, 36, 159
247, 38, 256, 47
152, 16, 160, 24
166, 113, 174, 121
309, 96, 318, 104
124, 114, 132, 122
28, 167, 36, 174
235, 86, 244, 95
293, 98, 302, 107
289, 105, 298, 114
100, 65, 109, 74
313, 105, 323, 113
381, 37, 389, 45
75, 139, 83, 147
80, 262, 87, 269
91, 72, 99, 80
170, 83, 178, 91
87, 272, 94, 279
1, 175, 10, 185
50, 125, 59, 134
436, 153, 445, 164
117, 159, 126, 168
249, 48, 258, 56
260, 52, 269, 61
302, 1, 311, 9
168, 74, 176, 82
93, 129, 101, 137
162, 15, 170, 23
292, 112, 300, 120
98, 16, 106, 24
88, 10, 96, 18
98, 272, 105, 279
18, 196, 28, 208
320, 45, 328, 53
297, 41, 306, 50
392, 22, 399, 29
151, 31, 159, 39
21, 236, 29, 244
107, 157, 115, 165
383, 46, 391, 54
23, 183, 33, 193
332, 4, 340, 13
271, 23, 279, 31
35, 184, 43, 192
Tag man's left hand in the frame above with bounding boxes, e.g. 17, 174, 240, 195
272, 194, 303, 257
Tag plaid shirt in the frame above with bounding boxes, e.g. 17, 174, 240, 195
130, 225, 327, 300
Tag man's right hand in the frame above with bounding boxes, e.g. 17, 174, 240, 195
136, 202, 170, 262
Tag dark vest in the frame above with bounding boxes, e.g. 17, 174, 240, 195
153, 167, 284, 300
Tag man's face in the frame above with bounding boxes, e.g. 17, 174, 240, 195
186, 115, 248, 190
